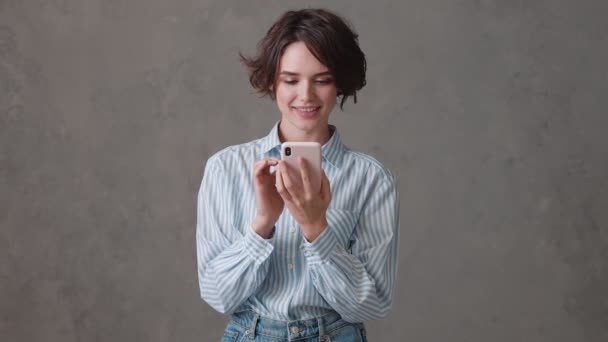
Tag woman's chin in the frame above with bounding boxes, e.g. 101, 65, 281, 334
280, 110, 328, 135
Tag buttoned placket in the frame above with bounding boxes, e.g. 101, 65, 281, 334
289, 223, 297, 271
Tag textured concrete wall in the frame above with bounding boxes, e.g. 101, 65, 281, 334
1, 0, 607, 341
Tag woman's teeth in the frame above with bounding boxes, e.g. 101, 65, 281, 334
297, 107, 318, 112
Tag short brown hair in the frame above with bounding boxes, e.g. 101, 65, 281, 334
240, 8, 367, 110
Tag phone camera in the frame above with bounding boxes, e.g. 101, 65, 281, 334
285, 147, 291, 156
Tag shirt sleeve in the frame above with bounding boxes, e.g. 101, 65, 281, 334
196, 157, 275, 314
301, 169, 400, 322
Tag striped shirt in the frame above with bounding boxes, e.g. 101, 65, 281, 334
196, 122, 400, 323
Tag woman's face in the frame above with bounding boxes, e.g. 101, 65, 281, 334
275, 41, 337, 137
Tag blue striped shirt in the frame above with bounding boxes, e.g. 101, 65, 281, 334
196, 122, 400, 323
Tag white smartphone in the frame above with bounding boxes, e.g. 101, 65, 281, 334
280, 142, 322, 192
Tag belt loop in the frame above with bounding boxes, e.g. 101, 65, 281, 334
246, 312, 259, 339
317, 316, 328, 342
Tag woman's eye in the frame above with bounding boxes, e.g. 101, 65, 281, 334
282, 79, 332, 85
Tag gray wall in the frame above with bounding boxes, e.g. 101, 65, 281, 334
1, 0, 607, 341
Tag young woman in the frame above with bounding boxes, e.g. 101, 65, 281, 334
196, 8, 400, 342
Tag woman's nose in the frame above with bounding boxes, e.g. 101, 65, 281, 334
298, 81, 314, 100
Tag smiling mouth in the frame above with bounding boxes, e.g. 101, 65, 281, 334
293, 106, 321, 112
292, 106, 321, 119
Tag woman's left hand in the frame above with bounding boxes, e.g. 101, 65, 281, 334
276, 158, 332, 242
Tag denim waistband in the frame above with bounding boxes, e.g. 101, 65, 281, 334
229, 310, 352, 341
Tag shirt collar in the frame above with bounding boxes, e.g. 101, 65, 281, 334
261, 121, 345, 169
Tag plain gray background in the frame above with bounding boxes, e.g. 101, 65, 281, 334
1, 0, 607, 341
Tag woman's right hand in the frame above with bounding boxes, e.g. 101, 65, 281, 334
252, 158, 284, 238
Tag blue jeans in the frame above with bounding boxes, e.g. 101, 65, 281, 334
221, 310, 368, 342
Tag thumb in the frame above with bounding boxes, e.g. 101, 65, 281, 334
320, 169, 331, 199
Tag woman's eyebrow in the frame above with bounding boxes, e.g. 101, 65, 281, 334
279, 71, 332, 77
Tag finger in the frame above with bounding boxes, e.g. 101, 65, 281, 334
279, 160, 297, 193
266, 157, 280, 166
299, 157, 313, 197
253, 159, 268, 178
275, 167, 292, 201
320, 168, 331, 197
267, 157, 280, 174
254, 158, 280, 177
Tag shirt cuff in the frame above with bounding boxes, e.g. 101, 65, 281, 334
244, 225, 275, 264
301, 226, 338, 265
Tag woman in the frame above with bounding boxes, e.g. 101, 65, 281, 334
196, 8, 400, 342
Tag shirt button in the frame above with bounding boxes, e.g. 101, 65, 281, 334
287, 263, 294, 269
289, 226, 296, 233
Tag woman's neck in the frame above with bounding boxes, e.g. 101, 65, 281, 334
278, 121, 331, 145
